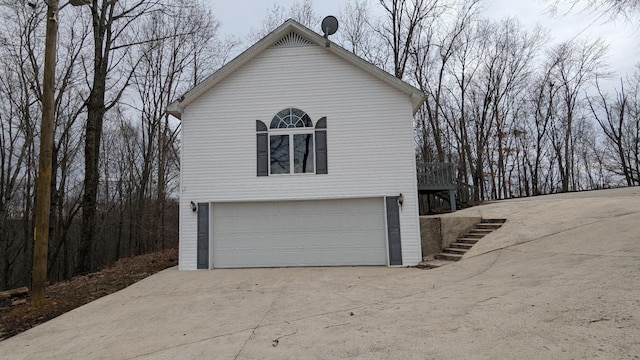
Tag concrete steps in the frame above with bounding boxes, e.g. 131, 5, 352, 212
457, 237, 480, 244
419, 218, 506, 269
449, 242, 474, 249
476, 223, 503, 230
435, 252, 463, 261
443, 247, 467, 254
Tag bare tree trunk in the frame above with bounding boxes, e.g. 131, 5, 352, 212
79, 0, 162, 274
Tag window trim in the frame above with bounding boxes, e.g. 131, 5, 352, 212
268, 128, 315, 175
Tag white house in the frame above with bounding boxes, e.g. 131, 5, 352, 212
167, 19, 426, 269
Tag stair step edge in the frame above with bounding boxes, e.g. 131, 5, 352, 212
437, 251, 462, 256
444, 248, 467, 253
481, 218, 507, 223
458, 239, 480, 244
450, 243, 474, 247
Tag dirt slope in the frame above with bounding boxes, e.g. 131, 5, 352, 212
0, 248, 178, 340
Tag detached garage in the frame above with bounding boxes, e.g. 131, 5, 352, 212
168, 19, 425, 269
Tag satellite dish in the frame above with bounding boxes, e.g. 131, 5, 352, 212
322, 16, 339, 36
321, 16, 338, 47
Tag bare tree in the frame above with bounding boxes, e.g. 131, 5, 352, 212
442, 18, 545, 200
47, 8, 91, 281
588, 73, 640, 185
412, 0, 481, 162
443, 13, 484, 186
127, 0, 219, 251
524, 63, 560, 195
486, 19, 545, 199
546, 0, 640, 21
0, 0, 227, 290
0, 0, 44, 290
249, 0, 318, 41
337, 0, 389, 69
546, 38, 609, 192
78, 0, 164, 274
377, 0, 444, 80
627, 67, 640, 183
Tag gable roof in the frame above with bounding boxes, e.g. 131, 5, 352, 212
166, 19, 426, 119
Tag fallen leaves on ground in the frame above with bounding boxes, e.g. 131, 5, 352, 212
0, 248, 178, 341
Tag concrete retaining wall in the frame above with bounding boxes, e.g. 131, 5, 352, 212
420, 218, 442, 257
420, 216, 482, 257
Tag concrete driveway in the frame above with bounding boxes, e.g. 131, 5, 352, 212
1, 188, 639, 359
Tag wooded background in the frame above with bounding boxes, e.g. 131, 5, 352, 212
0, 0, 638, 291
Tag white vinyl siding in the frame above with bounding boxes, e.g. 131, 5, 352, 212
179, 44, 421, 269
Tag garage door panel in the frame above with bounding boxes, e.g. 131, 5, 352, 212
212, 198, 386, 267
214, 210, 382, 232
214, 231, 385, 250
213, 216, 383, 235
214, 247, 386, 268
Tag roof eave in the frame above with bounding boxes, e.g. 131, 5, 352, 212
165, 21, 301, 119
166, 19, 426, 118
297, 25, 425, 114
166, 102, 184, 120
411, 93, 426, 115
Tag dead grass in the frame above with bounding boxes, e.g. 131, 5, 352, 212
0, 248, 178, 340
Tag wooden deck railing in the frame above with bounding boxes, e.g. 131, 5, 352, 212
416, 162, 456, 191
416, 162, 477, 213
455, 180, 475, 207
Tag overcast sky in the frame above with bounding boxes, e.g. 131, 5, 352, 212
206, 0, 637, 78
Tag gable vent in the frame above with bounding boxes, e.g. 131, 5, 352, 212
273, 32, 314, 48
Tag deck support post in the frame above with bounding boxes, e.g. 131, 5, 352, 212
448, 189, 456, 212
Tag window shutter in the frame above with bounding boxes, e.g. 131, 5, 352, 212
257, 133, 268, 176
197, 203, 209, 269
256, 121, 269, 176
386, 196, 402, 266
256, 120, 268, 132
315, 130, 327, 174
315, 117, 327, 174
315, 117, 327, 129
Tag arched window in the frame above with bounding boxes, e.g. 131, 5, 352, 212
270, 108, 312, 128
256, 108, 327, 176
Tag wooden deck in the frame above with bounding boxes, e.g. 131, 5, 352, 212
417, 162, 456, 191
416, 162, 475, 213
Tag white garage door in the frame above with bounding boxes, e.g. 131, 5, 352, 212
211, 198, 387, 268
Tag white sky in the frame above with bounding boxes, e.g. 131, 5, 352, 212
206, 0, 638, 78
